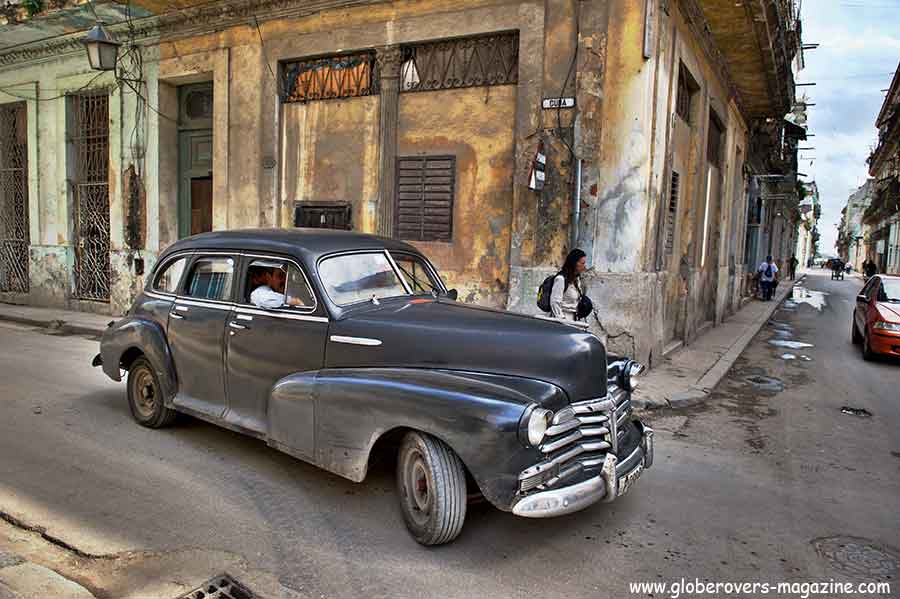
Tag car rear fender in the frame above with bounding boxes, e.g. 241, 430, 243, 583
99, 317, 178, 401
267, 368, 568, 510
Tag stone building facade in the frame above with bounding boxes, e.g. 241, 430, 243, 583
0, 0, 801, 365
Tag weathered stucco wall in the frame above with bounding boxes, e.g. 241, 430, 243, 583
281, 97, 381, 234
0, 48, 161, 315
398, 86, 516, 307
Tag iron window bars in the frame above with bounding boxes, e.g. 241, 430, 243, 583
400, 32, 518, 93
70, 92, 112, 302
0, 102, 29, 294
282, 51, 379, 103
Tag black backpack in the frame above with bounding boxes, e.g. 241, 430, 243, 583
536, 273, 562, 313
765, 264, 773, 278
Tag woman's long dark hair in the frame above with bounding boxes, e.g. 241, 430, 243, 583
561, 249, 586, 289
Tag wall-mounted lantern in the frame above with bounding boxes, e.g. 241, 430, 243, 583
82, 22, 120, 71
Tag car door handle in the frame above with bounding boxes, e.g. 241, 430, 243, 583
228, 321, 248, 330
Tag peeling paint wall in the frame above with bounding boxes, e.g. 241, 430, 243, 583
398, 86, 516, 307
0, 46, 161, 315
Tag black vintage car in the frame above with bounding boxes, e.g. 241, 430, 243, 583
94, 229, 653, 545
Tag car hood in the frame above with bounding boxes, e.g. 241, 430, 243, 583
876, 302, 900, 322
326, 299, 607, 402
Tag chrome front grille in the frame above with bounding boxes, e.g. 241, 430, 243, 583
518, 386, 632, 493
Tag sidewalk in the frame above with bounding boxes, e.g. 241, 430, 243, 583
632, 275, 804, 411
0, 304, 110, 337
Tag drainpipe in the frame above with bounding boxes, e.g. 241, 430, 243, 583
572, 158, 582, 250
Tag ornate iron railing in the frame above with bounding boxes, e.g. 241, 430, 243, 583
0, 102, 29, 294
282, 51, 379, 103
400, 32, 519, 93
70, 92, 111, 302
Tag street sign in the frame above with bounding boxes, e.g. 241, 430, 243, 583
542, 97, 575, 109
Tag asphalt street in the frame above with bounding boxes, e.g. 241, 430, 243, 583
0, 269, 898, 598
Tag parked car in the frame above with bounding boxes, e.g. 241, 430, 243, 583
851, 274, 900, 360
93, 229, 654, 545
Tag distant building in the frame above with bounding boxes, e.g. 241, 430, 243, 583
796, 181, 820, 268
864, 61, 900, 274
838, 181, 875, 272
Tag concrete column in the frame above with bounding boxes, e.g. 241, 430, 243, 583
376, 45, 402, 237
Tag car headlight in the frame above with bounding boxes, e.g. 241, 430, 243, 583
621, 360, 646, 392
873, 321, 900, 331
520, 405, 553, 447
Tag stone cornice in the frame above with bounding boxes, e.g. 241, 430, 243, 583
676, 0, 745, 121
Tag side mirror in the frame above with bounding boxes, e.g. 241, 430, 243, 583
445, 289, 458, 301
857, 294, 868, 304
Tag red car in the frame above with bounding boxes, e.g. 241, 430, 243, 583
852, 275, 900, 360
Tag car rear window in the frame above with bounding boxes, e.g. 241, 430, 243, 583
153, 257, 187, 294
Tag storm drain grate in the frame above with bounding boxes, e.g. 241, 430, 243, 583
176, 574, 256, 599
841, 406, 872, 418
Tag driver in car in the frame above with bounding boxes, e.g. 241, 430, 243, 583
250, 266, 305, 308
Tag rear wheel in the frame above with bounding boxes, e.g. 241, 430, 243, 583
127, 357, 177, 428
396, 431, 467, 546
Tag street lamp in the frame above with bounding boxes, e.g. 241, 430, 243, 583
81, 22, 120, 71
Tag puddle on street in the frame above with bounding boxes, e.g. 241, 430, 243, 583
789, 286, 828, 310
800, 355, 812, 361
780, 353, 797, 360
769, 339, 814, 349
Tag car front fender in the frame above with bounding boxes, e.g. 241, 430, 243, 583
269, 367, 568, 511
99, 317, 177, 401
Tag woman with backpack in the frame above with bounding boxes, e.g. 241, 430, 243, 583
549, 249, 589, 321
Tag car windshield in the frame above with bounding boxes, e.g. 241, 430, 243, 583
318, 252, 408, 306
879, 279, 900, 302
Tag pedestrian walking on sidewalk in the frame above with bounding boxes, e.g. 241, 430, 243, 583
549, 249, 589, 321
757, 255, 779, 301
789, 255, 799, 281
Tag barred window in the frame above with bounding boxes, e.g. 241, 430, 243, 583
400, 32, 518, 93
282, 51, 379, 103
396, 156, 455, 242
676, 65, 697, 123
664, 171, 681, 256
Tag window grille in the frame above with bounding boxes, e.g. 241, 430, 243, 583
0, 102, 29, 293
676, 66, 695, 123
396, 156, 455, 242
400, 32, 518, 93
70, 92, 111, 302
282, 51, 379, 103
664, 171, 680, 256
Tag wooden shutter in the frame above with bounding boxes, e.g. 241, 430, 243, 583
396, 156, 454, 241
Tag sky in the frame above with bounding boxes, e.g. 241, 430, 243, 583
799, 0, 900, 255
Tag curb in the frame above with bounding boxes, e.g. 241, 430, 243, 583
637, 274, 805, 412
0, 312, 106, 338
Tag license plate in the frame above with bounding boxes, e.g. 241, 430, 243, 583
617, 462, 644, 497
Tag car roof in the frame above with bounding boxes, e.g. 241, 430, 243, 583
160, 228, 423, 264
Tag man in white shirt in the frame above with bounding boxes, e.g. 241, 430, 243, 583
250, 267, 305, 308
757, 255, 779, 301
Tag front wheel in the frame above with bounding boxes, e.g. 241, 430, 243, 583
396, 431, 467, 546
127, 357, 177, 428
862, 329, 876, 361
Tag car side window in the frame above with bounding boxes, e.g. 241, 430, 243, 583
861, 278, 875, 300
876, 282, 888, 303
184, 257, 235, 301
153, 257, 187, 294
244, 259, 315, 310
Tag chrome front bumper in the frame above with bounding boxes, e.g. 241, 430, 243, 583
511, 421, 654, 518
